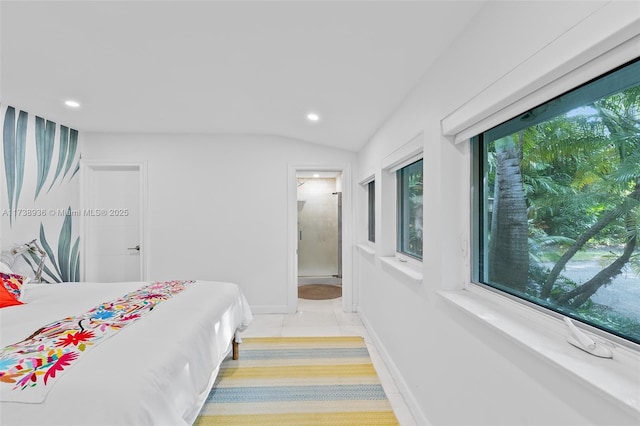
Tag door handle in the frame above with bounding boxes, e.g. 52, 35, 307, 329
128, 245, 140, 251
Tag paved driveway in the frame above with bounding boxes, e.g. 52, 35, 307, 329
561, 260, 640, 323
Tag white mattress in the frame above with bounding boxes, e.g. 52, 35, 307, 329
0, 280, 253, 425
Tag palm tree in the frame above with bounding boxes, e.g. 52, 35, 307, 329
488, 134, 529, 292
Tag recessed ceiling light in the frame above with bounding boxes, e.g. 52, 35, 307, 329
306, 113, 320, 122
313, 174, 320, 178
64, 100, 80, 108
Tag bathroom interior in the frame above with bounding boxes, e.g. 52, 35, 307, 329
297, 172, 342, 300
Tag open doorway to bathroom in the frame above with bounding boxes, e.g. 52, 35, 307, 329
296, 171, 342, 300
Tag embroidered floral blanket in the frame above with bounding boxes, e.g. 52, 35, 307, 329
0, 280, 194, 403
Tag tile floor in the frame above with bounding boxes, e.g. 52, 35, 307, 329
239, 297, 417, 426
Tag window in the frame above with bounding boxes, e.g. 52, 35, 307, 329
368, 180, 375, 242
397, 159, 423, 260
473, 58, 640, 345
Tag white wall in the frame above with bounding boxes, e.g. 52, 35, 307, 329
355, 1, 640, 425
0, 104, 81, 282
82, 133, 355, 312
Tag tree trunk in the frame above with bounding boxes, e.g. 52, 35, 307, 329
488, 136, 529, 292
556, 215, 637, 308
541, 186, 640, 299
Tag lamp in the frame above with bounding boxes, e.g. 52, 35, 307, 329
11, 239, 47, 283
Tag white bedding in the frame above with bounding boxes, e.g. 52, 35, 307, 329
0, 280, 253, 426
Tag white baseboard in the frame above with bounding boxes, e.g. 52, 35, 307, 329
358, 307, 431, 426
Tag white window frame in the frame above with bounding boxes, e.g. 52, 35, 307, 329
380, 133, 424, 282
438, 12, 640, 416
358, 172, 378, 247
358, 172, 376, 249
395, 158, 423, 263
367, 179, 375, 244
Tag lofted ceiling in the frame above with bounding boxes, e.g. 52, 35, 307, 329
1, 1, 485, 152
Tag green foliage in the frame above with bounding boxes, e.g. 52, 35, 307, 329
574, 302, 640, 343
488, 76, 640, 340
407, 166, 423, 258
527, 258, 576, 298
521, 85, 640, 246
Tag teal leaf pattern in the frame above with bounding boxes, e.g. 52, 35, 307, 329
47, 125, 69, 193
2, 106, 81, 279
34, 117, 56, 200
70, 238, 80, 282
39, 222, 62, 279
3, 108, 29, 226
14, 111, 28, 217
58, 210, 72, 282
26, 214, 80, 283
70, 161, 80, 181
3, 107, 16, 224
63, 129, 78, 179
25, 250, 61, 284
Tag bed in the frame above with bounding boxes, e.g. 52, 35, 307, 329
0, 279, 253, 426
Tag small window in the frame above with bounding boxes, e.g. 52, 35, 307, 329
473, 57, 640, 345
397, 159, 423, 260
368, 180, 375, 242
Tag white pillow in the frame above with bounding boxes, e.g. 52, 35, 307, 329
0, 261, 13, 274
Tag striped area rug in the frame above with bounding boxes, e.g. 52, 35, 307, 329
195, 336, 399, 425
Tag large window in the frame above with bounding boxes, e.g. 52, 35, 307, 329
473, 58, 640, 345
397, 159, 423, 260
368, 180, 375, 242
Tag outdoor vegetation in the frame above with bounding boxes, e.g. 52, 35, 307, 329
398, 160, 423, 259
479, 60, 640, 344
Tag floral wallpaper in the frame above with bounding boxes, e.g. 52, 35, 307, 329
1, 104, 80, 282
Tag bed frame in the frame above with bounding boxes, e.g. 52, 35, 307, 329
232, 336, 240, 360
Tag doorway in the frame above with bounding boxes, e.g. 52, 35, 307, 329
80, 161, 147, 282
288, 164, 353, 314
297, 172, 342, 300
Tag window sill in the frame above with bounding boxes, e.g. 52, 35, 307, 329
356, 243, 376, 256
438, 286, 640, 417
379, 256, 422, 283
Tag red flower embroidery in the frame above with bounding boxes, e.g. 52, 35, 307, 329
43, 352, 79, 385
55, 330, 95, 347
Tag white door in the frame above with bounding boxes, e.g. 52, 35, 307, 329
82, 163, 145, 282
